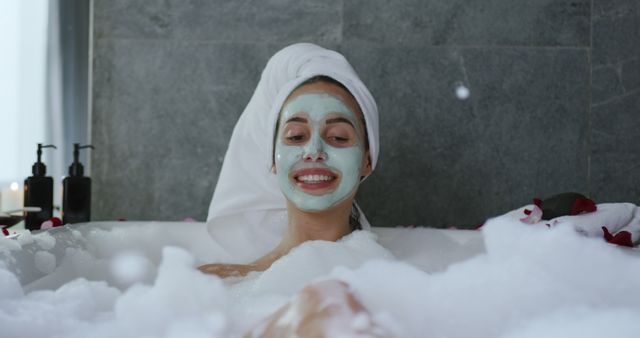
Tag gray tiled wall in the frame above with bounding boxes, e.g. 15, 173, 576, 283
91, 0, 640, 227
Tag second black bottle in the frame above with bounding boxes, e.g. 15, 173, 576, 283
62, 144, 94, 224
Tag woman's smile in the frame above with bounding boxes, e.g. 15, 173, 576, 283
290, 167, 340, 194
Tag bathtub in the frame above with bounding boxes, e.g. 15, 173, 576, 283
2, 218, 640, 338
1, 221, 485, 288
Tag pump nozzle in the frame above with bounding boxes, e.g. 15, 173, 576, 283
32, 144, 57, 176
69, 144, 95, 177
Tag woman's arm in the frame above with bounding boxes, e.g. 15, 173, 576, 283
198, 263, 257, 278
198, 247, 284, 278
247, 279, 391, 338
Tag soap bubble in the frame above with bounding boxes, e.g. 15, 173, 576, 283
110, 251, 152, 285
455, 84, 470, 100
34, 251, 56, 274
0, 268, 23, 300
34, 232, 56, 250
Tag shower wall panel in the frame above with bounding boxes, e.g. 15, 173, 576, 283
91, 0, 638, 227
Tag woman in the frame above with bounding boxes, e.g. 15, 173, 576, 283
199, 43, 390, 337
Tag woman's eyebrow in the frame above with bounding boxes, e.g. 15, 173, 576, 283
325, 117, 354, 127
285, 116, 307, 124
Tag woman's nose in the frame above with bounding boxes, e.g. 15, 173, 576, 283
303, 151, 327, 162
303, 135, 327, 162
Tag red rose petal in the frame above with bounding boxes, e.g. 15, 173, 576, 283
602, 227, 634, 247
533, 198, 542, 207
2, 228, 9, 236
610, 231, 633, 247
50, 217, 62, 227
524, 209, 532, 215
570, 197, 597, 215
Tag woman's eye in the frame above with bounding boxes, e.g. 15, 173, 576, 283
328, 136, 350, 144
286, 135, 305, 142
327, 136, 351, 147
324, 123, 355, 146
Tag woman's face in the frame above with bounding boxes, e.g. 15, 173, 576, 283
274, 81, 371, 212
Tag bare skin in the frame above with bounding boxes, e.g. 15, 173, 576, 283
246, 280, 390, 338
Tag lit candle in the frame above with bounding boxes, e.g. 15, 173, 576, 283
0, 181, 23, 212
0, 182, 26, 230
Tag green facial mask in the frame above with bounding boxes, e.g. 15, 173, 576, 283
275, 93, 365, 212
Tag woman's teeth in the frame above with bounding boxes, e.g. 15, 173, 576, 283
296, 175, 335, 183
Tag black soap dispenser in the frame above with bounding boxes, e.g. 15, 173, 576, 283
62, 144, 95, 224
24, 143, 57, 230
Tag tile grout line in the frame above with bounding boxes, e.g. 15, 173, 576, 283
87, 0, 95, 176
587, 0, 594, 197
340, 0, 344, 45
91, 37, 592, 51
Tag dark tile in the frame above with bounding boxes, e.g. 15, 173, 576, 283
93, 0, 172, 39
590, 91, 640, 204
169, 0, 342, 43
621, 58, 640, 92
593, 0, 639, 17
592, 65, 624, 103
94, 0, 342, 43
344, 0, 590, 47
92, 40, 273, 220
342, 44, 589, 227
592, 0, 640, 66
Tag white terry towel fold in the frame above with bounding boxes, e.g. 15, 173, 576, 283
501, 203, 640, 246
205, 43, 379, 260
